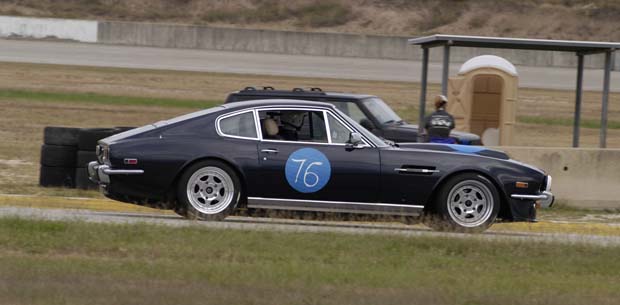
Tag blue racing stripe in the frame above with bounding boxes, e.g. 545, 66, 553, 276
445, 144, 486, 154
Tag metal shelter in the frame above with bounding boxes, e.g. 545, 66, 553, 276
408, 35, 619, 148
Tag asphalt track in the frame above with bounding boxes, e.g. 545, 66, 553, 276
1, 39, 619, 91
2, 206, 619, 247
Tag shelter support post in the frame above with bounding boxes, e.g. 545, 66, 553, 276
600, 50, 613, 148
418, 47, 429, 142
441, 45, 450, 96
573, 54, 584, 148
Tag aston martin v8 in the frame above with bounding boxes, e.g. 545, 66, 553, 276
88, 99, 553, 232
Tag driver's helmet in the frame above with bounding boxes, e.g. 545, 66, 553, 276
280, 111, 306, 130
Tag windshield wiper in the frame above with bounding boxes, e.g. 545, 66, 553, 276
383, 119, 405, 125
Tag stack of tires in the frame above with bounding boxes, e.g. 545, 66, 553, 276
40, 127, 81, 188
40, 127, 134, 190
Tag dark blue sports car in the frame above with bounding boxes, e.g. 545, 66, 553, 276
88, 99, 553, 232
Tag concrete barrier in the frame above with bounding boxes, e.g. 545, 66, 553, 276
0, 16, 97, 42
97, 20, 620, 70
96, 21, 416, 59
501, 147, 620, 209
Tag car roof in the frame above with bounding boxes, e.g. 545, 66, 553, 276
323, 92, 376, 99
221, 98, 338, 110
229, 89, 376, 100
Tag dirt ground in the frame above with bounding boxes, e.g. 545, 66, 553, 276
0, 61, 618, 195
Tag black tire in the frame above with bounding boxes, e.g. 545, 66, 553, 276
39, 166, 76, 188
77, 128, 119, 151
40, 144, 77, 167
43, 127, 80, 146
75, 167, 98, 190
177, 160, 241, 221
76, 150, 97, 168
425, 173, 500, 233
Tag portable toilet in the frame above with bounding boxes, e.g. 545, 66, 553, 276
446, 55, 518, 146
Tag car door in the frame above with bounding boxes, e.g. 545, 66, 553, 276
253, 107, 380, 203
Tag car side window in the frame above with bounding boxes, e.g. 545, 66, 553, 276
258, 109, 327, 143
330, 101, 368, 124
327, 113, 352, 144
219, 111, 258, 139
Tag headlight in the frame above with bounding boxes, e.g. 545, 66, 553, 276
541, 175, 552, 192
545, 175, 552, 192
97, 145, 110, 165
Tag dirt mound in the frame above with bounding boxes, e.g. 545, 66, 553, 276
2, 0, 620, 41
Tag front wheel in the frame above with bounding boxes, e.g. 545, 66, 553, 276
425, 173, 500, 233
177, 160, 241, 221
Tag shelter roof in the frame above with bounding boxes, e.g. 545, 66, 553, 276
409, 35, 620, 53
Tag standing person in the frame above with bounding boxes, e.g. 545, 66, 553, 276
424, 95, 455, 143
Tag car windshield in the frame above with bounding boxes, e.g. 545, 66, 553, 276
332, 107, 388, 148
361, 97, 403, 125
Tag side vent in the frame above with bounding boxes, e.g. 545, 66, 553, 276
394, 165, 439, 175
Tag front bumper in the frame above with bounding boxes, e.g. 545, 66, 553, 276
88, 161, 144, 185
510, 191, 554, 208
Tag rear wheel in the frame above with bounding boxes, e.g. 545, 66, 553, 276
426, 173, 499, 233
177, 160, 241, 221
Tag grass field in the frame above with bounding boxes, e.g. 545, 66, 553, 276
1, 217, 619, 305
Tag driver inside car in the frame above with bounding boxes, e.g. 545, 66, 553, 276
279, 111, 307, 141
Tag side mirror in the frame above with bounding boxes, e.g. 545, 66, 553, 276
346, 132, 365, 150
359, 118, 375, 131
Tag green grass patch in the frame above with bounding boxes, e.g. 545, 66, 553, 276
518, 115, 620, 130
0, 89, 219, 109
0, 217, 619, 305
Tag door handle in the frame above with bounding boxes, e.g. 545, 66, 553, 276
261, 148, 279, 154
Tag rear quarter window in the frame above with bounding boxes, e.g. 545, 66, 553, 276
218, 111, 258, 139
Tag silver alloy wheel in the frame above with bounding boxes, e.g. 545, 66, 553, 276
446, 179, 494, 228
186, 166, 235, 215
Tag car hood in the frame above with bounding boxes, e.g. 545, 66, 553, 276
394, 143, 545, 174
389, 123, 480, 141
396, 143, 510, 160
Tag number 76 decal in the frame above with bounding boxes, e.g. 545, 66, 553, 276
291, 159, 323, 187
285, 148, 331, 193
